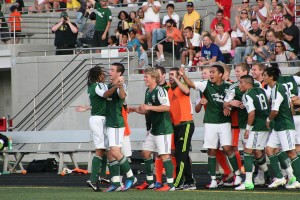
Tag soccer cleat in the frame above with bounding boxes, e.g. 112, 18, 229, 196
175, 184, 184, 190
155, 184, 175, 191
86, 180, 100, 192
234, 175, 242, 186
155, 181, 163, 189
268, 177, 287, 188
122, 177, 137, 191
100, 177, 111, 184
287, 176, 296, 185
104, 185, 122, 192
285, 177, 300, 189
207, 180, 218, 189
183, 183, 196, 190
254, 175, 265, 186
135, 181, 155, 190
235, 182, 254, 190
223, 173, 236, 186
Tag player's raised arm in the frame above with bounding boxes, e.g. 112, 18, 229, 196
179, 67, 195, 89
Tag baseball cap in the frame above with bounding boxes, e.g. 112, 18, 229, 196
60, 11, 68, 18
186, 1, 194, 7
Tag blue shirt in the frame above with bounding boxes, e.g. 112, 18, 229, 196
201, 43, 225, 63
128, 38, 141, 57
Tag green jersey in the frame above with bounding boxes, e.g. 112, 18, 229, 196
88, 82, 107, 116
144, 85, 173, 136
106, 84, 125, 128
270, 83, 295, 131
242, 87, 270, 132
94, 2, 112, 31
194, 80, 231, 124
225, 80, 262, 129
277, 75, 300, 97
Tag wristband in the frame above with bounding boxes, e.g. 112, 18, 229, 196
266, 117, 270, 123
246, 124, 253, 131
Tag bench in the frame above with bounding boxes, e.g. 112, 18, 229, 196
0, 130, 94, 174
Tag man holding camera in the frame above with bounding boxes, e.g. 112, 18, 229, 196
51, 11, 78, 55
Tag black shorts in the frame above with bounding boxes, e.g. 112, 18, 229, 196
92, 30, 108, 48
11, 30, 23, 38
238, 37, 246, 46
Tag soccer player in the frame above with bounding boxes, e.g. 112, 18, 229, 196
131, 68, 175, 191
179, 64, 242, 188
168, 67, 195, 190
235, 75, 270, 190
76, 66, 108, 192
104, 62, 136, 192
263, 66, 300, 189
251, 63, 266, 87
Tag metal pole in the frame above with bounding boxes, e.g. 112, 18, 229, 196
48, 18, 50, 44
13, 16, 16, 44
172, 40, 175, 68
127, 47, 130, 77
33, 98, 37, 131
61, 72, 64, 111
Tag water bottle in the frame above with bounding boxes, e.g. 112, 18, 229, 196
8, 138, 12, 150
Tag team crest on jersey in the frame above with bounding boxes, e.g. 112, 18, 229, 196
212, 93, 225, 103
152, 95, 155, 102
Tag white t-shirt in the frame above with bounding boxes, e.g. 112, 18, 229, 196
276, 51, 292, 68
217, 32, 231, 52
185, 32, 201, 47
142, 1, 161, 23
162, 12, 180, 29
237, 19, 251, 37
127, 0, 139, 7
254, 6, 267, 24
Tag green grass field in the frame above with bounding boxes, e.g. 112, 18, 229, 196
1, 187, 299, 200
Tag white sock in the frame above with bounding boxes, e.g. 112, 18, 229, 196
161, 54, 164, 59
282, 168, 287, 177
188, 61, 192, 66
285, 166, 294, 180
245, 172, 253, 184
256, 169, 264, 179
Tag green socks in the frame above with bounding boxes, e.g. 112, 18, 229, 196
99, 154, 107, 177
228, 153, 239, 173
90, 155, 102, 182
208, 156, 216, 177
244, 153, 254, 173
277, 151, 289, 170
144, 158, 154, 184
109, 160, 121, 187
163, 159, 174, 187
291, 157, 300, 182
269, 154, 283, 178
118, 156, 134, 180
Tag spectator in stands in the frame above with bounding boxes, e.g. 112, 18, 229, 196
67, 0, 81, 10
0, 4, 10, 44
107, 0, 120, 8
181, 1, 200, 33
142, 0, 161, 49
252, 36, 269, 62
76, 0, 93, 32
128, 11, 137, 28
28, 0, 52, 13
210, 10, 231, 37
15, 0, 25, 13
138, 45, 148, 70
151, 3, 180, 48
197, 34, 225, 66
181, 26, 201, 69
231, 9, 251, 50
213, 23, 231, 64
283, 14, 300, 55
264, 29, 276, 58
265, 0, 278, 20
250, 0, 267, 25
118, 34, 128, 52
124, 0, 138, 7
275, 40, 297, 67
234, 19, 262, 64
282, 0, 295, 23
92, 0, 112, 53
107, 35, 117, 47
134, 7, 146, 44
116, 11, 129, 44
269, 20, 281, 32
8, 5, 22, 44
155, 19, 183, 62
236, 0, 251, 14
128, 29, 141, 57
266, 3, 284, 29
215, 0, 232, 19
51, 11, 78, 55
76, 12, 96, 48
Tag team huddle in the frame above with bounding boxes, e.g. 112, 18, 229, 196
81, 61, 300, 192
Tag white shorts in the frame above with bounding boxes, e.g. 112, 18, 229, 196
203, 123, 232, 149
121, 135, 132, 157
142, 133, 171, 155
106, 127, 125, 147
245, 131, 269, 150
266, 129, 296, 151
293, 115, 300, 144
89, 116, 107, 149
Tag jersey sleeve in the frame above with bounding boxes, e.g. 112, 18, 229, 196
157, 87, 170, 106
293, 76, 300, 85
265, 86, 271, 100
271, 88, 284, 111
194, 80, 208, 92
224, 87, 236, 102
243, 94, 255, 113
95, 83, 108, 97
117, 83, 128, 96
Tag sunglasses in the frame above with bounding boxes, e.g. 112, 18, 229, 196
166, 25, 172, 28
241, 12, 248, 14
242, 1, 249, 3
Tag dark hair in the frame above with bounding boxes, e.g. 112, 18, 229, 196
216, 10, 223, 15
10, 5, 18, 12
264, 66, 281, 81
129, 29, 136, 35
109, 35, 117, 44
165, 18, 177, 28
166, 3, 175, 9
169, 67, 179, 75
87, 66, 104, 86
211, 64, 224, 75
283, 14, 292, 22
184, 26, 193, 32
251, 18, 258, 24
275, 41, 286, 54
128, 11, 136, 23
155, 66, 166, 75
89, 12, 96, 20
118, 11, 129, 20
112, 62, 125, 76
240, 75, 254, 86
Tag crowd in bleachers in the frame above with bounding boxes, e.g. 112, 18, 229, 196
0, 0, 299, 69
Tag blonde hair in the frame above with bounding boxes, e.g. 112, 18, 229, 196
144, 67, 159, 83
